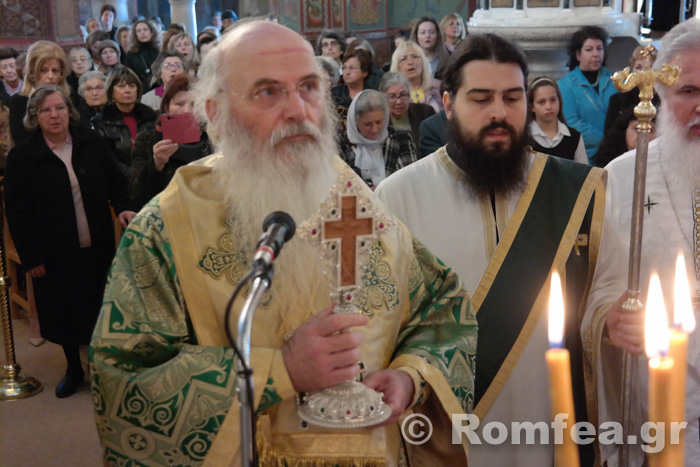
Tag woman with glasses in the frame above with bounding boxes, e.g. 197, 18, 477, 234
340, 89, 417, 189
66, 47, 93, 104
77, 70, 107, 126
331, 49, 373, 109
0, 47, 23, 106
315, 30, 346, 79
5, 41, 70, 346
4, 84, 136, 398
379, 72, 434, 158
130, 75, 213, 207
345, 39, 384, 90
85, 17, 101, 34
389, 41, 442, 113
140, 51, 186, 110
9, 41, 70, 145
91, 66, 157, 176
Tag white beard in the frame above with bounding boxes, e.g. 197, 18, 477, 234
657, 101, 700, 183
211, 101, 339, 309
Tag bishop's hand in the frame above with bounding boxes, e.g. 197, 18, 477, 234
605, 293, 645, 355
362, 369, 415, 426
282, 304, 369, 393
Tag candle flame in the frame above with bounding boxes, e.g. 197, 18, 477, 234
674, 254, 696, 333
646, 273, 670, 358
549, 272, 564, 348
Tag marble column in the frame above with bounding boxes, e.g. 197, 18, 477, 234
169, 0, 197, 38
467, 0, 639, 81
112, 0, 130, 26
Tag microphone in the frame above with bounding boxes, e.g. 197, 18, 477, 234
252, 211, 296, 270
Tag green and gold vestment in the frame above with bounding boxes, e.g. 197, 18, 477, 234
90, 155, 478, 466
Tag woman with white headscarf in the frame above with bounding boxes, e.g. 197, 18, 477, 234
340, 89, 417, 189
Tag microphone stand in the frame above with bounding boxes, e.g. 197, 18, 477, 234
237, 266, 273, 467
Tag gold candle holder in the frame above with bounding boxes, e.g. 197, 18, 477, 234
0, 194, 42, 400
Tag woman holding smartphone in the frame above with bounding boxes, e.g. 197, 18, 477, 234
130, 74, 213, 207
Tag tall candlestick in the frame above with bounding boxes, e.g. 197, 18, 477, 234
546, 272, 579, 467
646, 274, 676, 467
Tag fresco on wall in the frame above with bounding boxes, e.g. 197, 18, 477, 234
528, 0, 560, 6
241, 0, 271, 16
273, 0, 302, 30
492, 0, 514, 6
331, 0, 344, 29
574, 0, 600, 5
303, 0, 327, 31
347, 0, 386, 31
387, 0, 466, 29
0, 0, 49, 38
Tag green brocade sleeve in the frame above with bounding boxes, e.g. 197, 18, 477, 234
90, 199, 240, 466
392, 237, 478, 413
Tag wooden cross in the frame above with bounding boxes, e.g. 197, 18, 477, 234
323, 195, 373, 287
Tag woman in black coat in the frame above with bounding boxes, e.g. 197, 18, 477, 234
4, 85, 137, 398
91, 66, 156, 176
123, 19, 161, 92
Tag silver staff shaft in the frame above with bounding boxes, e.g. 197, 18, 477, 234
618, 128, 651, 467
610, 48, 679, 467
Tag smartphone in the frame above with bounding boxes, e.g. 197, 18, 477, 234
160, 113, 200, 144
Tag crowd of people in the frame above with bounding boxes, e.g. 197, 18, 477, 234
0, 7, 698, 467
0, 13, 651, 197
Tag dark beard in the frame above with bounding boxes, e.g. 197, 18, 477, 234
446, 118, 530, 197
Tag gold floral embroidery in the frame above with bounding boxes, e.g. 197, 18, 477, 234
198, 218, 272, 306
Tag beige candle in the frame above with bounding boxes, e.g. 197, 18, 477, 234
668, 254, 695, 465
546, 272, 579, 467
646, 273, 676, 467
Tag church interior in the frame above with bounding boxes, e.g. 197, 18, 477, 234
1, 0, 699, 466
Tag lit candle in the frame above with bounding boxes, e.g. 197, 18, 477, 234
669, 255, 695, 465
545, 272, 579, 467
646, 273, 676, 467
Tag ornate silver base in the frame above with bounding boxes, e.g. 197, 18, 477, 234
298, 380, 391, 429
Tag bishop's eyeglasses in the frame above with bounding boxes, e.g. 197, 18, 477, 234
230, 77, 323, 110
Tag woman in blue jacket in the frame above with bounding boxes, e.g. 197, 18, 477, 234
558, 26, 618, 163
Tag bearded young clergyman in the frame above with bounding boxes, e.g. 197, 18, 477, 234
376, 33, 606, 466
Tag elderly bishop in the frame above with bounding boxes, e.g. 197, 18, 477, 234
90, 20, 477, 466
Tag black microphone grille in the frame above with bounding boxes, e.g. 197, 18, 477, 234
262, 211, 296, 242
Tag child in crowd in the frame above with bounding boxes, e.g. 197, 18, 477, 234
528, 77, 588, 164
